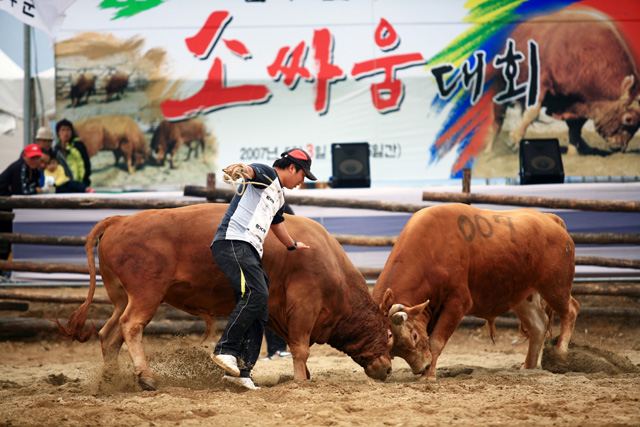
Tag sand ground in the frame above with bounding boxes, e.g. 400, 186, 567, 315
1, 287, 639, 426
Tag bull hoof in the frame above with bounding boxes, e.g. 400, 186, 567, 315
138, 376, 157, 391
417, 373, 436, 382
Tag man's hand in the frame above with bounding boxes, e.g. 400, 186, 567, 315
223, 164, 250, 180
295, 241, 310, 250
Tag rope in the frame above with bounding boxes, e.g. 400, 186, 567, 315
222, 164, 273, 196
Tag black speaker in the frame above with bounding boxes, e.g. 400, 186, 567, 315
331, 142, 371, 188
519, 138, 565, 185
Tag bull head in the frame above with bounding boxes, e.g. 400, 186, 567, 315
594, 75, 640, 152
380, 288, 432, 376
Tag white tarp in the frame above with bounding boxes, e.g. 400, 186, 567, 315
0, 49, 24, 122
0, 49, 56, 172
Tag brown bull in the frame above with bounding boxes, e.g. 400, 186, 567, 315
373, 203, 580, 381
58, 204, 393, 390
486, 7, 640, 154
150, 119, 206, 168
74, 114, 148, 174
103, 72, 129, 103
69, 73, 96, 108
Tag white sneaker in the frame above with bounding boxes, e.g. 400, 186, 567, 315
258, 350, 292, 362
223, 375, 261, 390
210, 353, 240, 377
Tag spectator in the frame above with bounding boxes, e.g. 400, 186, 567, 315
0, 144, 44, 277
0, 144, 44, 196
35, 126, 55, 155
55, 119, 92, 187
44, 156, 89, 193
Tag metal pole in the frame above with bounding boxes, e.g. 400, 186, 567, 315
23, 24, 32, 148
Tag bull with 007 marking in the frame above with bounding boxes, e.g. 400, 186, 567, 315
373, 203, 580, 381
57, 203, 393, 390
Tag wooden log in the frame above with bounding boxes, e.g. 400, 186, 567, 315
334, 235, 397, 247
337, 233, 638, 246
575, 307, 640, 317
462, 168, 471, 195
569, 233, 640, 245
575, 257, 640, 269
422, 191, 640, 212
185, 186, 425, 213
0, 318, 224, 338
0, 290, 110, 304
0, 301, 29, 311
0, 260, 92, 274
0, 231, 637, 247
0, 197, 204, 210
0, 211, 15, 221
0, 233, 86, 246
358, 267, 383, 279
571, 284, 640, 298
184, 185, 234, 202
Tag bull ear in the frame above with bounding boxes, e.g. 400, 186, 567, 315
379, 288, 395, 315
621, 75, 635, 104
404, 299, 430, 316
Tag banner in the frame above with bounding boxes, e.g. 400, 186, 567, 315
1, 0, 76, 43
54, 0, 640, 189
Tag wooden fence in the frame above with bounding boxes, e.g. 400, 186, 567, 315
0, 181, 639, 337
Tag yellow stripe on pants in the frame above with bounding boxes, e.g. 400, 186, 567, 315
240, 267, 246, 297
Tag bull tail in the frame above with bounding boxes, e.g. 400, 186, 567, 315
56, 217, 113, 342
486, 318, 497, 344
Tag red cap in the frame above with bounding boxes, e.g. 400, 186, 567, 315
281, 148, 317, 181
24, 143, 43, 158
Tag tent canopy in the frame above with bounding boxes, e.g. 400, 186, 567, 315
0, 49, 24, 119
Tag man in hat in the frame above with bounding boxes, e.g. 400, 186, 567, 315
35, 126, 55, 155
0, 144, 44, 196
0, 144, 45, 276
210, 148, 317, 390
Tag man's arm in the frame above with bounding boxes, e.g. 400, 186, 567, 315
270, 222, 310, 250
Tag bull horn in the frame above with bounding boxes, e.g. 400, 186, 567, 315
405, 299, 430, 316
390, 311, 408, 325
388, 303, 405, 316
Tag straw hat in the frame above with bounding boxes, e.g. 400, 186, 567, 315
36, 126, 55, 140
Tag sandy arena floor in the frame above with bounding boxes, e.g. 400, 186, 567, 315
1, 289, 639, 426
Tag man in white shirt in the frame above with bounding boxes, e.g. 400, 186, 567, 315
210, 148, 317, 390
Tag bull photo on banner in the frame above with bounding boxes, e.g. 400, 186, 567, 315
53, 0, 640, 189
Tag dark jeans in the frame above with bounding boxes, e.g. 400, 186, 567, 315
212, 240, 269, 376
0, 210, 12, 276
56, 181, 87, 193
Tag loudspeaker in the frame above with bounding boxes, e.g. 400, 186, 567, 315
519, 138, 565, 185
331, 142, 371, 188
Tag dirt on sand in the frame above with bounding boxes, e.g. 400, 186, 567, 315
1, 291, 639, 427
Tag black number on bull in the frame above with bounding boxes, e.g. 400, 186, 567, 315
458, 214, 514, 243
492, 214, 516, 242
458, 215, 476, 242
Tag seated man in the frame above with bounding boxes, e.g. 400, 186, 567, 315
0, 144, 44, 196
